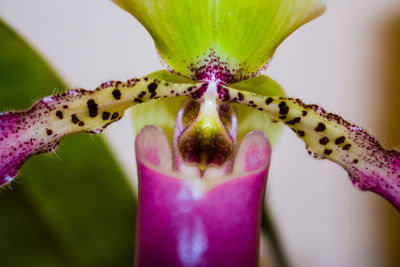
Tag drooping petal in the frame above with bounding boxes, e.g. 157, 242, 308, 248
113, 0, 326, 82
133, 74, 286, 166
231, 75, 285, 145
0, 76, 206, 185
131, 71, 197, 140
135, 126, 271, 266
218, 85, 400, 210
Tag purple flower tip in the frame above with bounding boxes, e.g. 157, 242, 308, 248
0, 110, 59, 185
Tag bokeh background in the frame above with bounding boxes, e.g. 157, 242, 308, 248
1, 0, 400, 266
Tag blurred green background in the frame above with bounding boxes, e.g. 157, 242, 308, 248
0, 20, 136, 267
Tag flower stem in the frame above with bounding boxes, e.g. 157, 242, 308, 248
261, 205, 290, 267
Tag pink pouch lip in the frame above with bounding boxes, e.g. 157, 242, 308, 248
134, 126, 271, 267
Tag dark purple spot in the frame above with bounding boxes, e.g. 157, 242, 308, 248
315, 123, 326, 132
343, 144, 352, 150
87, 99, 98, 117
56, 111, 63, 120
335, 136, 345, 145
353, 159, 359, 164
148, 82, 158, 98
78, 121, 85, 127
238, 92, 244, 101
71, 114, 79, 124
279, 106, 289, 115
217, 85, 231, 101
324, 149, 332, 155
46, 129, 53, 136
112, 89, 121, 100
111, 112, 119, 120
134, 98, 144, 103
279, 102, 289, 115
102, 112, 110, 120
191, 83, 207, 99
297, 130, 305, 137
319, 137, 329, 145
286, 117, 301, 125
265, 97, 273, 105
302, 110, 307, 116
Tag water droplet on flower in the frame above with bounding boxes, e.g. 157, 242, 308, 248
42, 97, 53, 103
4, 176, 12, 184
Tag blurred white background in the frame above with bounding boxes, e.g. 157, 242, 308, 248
1, 0, 400, 266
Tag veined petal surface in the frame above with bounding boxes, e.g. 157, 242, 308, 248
113, 0, 326, 82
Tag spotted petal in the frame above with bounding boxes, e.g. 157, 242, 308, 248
130, 70, 196, 140
231, 75, 285, 145
113, 0, 326, 83
218, 85, 400, 210
0, 76, 205, 185
131, 72, 286, 146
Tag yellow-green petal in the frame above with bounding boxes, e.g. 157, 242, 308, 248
130, 70, 196, 140
231, 75, 285, 144
217, 84, 400, 211
0, 75, 204, 185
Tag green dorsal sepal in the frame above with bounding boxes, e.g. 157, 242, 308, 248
113, 0, 326, 82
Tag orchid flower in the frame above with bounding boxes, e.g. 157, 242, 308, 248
1, 0, 400, 266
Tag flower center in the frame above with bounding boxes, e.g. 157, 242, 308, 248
173, 80, 237, 174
